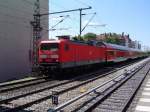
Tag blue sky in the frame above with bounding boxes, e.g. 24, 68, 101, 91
48, 0, 150, 49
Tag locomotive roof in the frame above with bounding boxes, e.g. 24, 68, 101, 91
41, 40, 61, 43
103, 42, 141, 52
40, 40, 141, 52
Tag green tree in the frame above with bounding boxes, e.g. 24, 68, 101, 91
72, 35, 84, 41
83, 33, 96, 41
102, 33, 121, 45
72, 36, 78, 40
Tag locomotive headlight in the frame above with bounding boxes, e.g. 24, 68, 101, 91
40, 54, 47, 59
50, 54, 59, 58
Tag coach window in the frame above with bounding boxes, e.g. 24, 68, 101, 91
107, 51, 115, 55
64, 44, 69, 51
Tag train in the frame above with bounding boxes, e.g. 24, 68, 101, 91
38, 36, 144, 76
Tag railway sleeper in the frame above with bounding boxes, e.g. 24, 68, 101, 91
97, 104, 124, 110
94, 108, 120, 112
102, 100, 125, 107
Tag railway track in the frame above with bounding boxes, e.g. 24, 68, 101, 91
0, 76, 48, 88
0, 78, 52, 93
0, 58, 146, 112
49, 58, 150, 112
0, 59, 142, 95
0, 67, 113, 112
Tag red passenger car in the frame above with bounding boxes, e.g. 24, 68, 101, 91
104, 43, 142, 62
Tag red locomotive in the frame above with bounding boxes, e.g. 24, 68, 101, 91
38, 36, 143, 75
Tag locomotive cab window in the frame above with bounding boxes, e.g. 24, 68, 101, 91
64, 44, 69, 51
40, 43, 59, 51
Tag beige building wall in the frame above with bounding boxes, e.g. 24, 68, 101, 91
0, 0, 48, 82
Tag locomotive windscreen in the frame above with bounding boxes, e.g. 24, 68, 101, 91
40, 43, 59, 50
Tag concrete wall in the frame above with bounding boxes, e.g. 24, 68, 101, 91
0, 0, 48, 82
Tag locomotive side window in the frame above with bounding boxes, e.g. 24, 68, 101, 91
96, 42, 105, 47
41, 43, 58, 51
64, 44, 69, 51
107, 51, 115, 55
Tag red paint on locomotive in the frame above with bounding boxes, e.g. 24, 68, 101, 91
38, 38, 143, 70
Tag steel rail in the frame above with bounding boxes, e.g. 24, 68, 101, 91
3, 60, 144, 112
121, 65, 150, 112
48, 60, 148, 112
0, 68, 110, 104
83, 63, 148, 112
76, 61, 150, 112
2, 69, 111, 112
0, 79, 52, 93
1, 59, 144, 112
0, 76, 47, 88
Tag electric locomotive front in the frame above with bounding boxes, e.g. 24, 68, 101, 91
38, 40, 60, 68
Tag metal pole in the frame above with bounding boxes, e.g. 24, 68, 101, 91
79, 9, 82, 37
37, 7, 92, 16
31, 0, 42, 71
81, 12, 96, 33
34, 7, 92, 41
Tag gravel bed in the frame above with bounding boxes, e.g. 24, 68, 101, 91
126, 67, 150, 112
0, 80, 60, 101
92, 62, 150, 112
0, 78, 48, 92
24, 58, 149, 112
0, 58, 147, 112
56, 59, 149, 112
0, 77, 37, 87
7, 78, 94, 109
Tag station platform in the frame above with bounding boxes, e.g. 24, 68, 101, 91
133, 69, 150, 112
